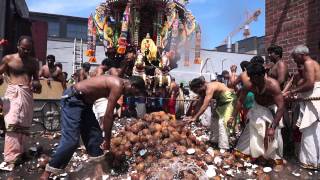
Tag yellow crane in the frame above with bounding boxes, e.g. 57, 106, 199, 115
220, 9, 261, 45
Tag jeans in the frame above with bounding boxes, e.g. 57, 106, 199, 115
49, 88, 104, 169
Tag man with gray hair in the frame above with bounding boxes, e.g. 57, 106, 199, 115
283, 45, 320, 169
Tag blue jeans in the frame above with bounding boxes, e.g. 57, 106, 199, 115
48, 88, 104, 170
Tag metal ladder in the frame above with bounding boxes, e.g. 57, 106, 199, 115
73, 38, 83, 74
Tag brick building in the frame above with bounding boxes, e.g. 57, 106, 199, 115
265, 0, 320, 71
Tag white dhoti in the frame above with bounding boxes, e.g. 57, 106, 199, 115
92, 98, 108, 123
2, 84, 33, 165
210, 115, 230, 150
297, 82, 320, 169
236, 102, 283, 160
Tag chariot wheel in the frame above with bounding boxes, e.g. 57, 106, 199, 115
41, 101, 61, 131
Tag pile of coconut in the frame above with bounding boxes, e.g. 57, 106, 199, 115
109, 111, 273, 179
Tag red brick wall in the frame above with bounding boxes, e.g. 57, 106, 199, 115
265, 0, 320, 71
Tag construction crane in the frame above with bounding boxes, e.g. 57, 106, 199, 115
220, 9, 261, 45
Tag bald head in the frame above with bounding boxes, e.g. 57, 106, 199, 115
17, 36, 33, 58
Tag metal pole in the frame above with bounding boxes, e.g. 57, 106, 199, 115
221, 59, 227, 72
73, 38, 76, 74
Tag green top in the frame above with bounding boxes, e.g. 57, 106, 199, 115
244, 91, 255, 109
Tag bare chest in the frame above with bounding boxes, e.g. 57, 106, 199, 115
8, 60, 35, 76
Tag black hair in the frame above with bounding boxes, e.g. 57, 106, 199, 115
189, 77, 205, 89
129, 76, 145, 91
82, 62, 91, 69
250, 56, 265, 65
101, 58, 113, 67
55, 62, 62, 69
240, 61, 250, 71
222, 70, 229, 76
246, 63, 266, 78
47, 55, 55, 61
18, 35, 33, 45
267, 45, 283, 58
63, 72, 68, 79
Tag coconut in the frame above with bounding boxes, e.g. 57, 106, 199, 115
171, 131, 181, 141
179, 139, 187, 146
153, 131, 162, 139
175, 146, 187, 155
161, 128, 169, 138
139, 135, 148, 142
111, 137, 122, 146
167, 126, 175, 132
124, 141, 132, 150
142, 129, 151, 136
129, 134, 140, 143
161, 120, 169, 127
135, 162, 145, 172
131, 124, 141, 134
145, 155, 156, 164
162, 138, 170, 145
154, 116, 162, 123
204, 154, 214, 164
149, 123, 157, 133
143, 114, 152, 122
188, 135, 197, 142
135, 156, 144, 163
134, 142, 143, 151
130, 173, 140, 180
162, 151, 173, 159
158, 111, 166, 116
182, 171, 197, 180
154, 123, 162, 132
124, 151, 132, 156
148, 138, 157, 147
120, 138, 127, 145
161, 114, 170, 121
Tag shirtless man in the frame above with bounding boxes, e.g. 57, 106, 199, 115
283, 45, 320, 169
40, 76, 145, 179
266, 45, 288, 89
229, 61, 254, 125
167, 77, 179, 114
78, 62, 91, 82
233, 63, 284, 165
0, 36, 41, 171
229, 61, 251, 89
188, 78, 237, 150
39, 55, 66, 89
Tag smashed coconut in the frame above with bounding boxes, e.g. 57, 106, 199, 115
107, 111, 272, 179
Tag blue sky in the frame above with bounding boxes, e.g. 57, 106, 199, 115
26, 0, 265, 49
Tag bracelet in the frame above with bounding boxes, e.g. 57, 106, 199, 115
270, 123, 277, 129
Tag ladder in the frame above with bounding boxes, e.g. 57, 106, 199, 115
73, 38, 83, 74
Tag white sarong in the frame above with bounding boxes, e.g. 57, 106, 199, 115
297, 82, 320, 169
3, 84, 33, 163
236, 102, 283, 160
92, 98, 108, 122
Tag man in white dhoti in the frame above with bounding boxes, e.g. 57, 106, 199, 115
188, 77, 237, 150
283, 45, 320, 170
232, 63, 285, 165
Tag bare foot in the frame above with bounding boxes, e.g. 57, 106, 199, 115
39, 171, 51, 180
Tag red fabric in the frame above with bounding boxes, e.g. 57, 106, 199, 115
168, 97, 176, 114
31, 21, 48, 63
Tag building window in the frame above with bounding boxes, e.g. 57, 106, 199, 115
48, 21, 60, 37
67, 23, 87, 39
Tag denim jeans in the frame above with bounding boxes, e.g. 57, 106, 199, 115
48, 88, 104, 170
